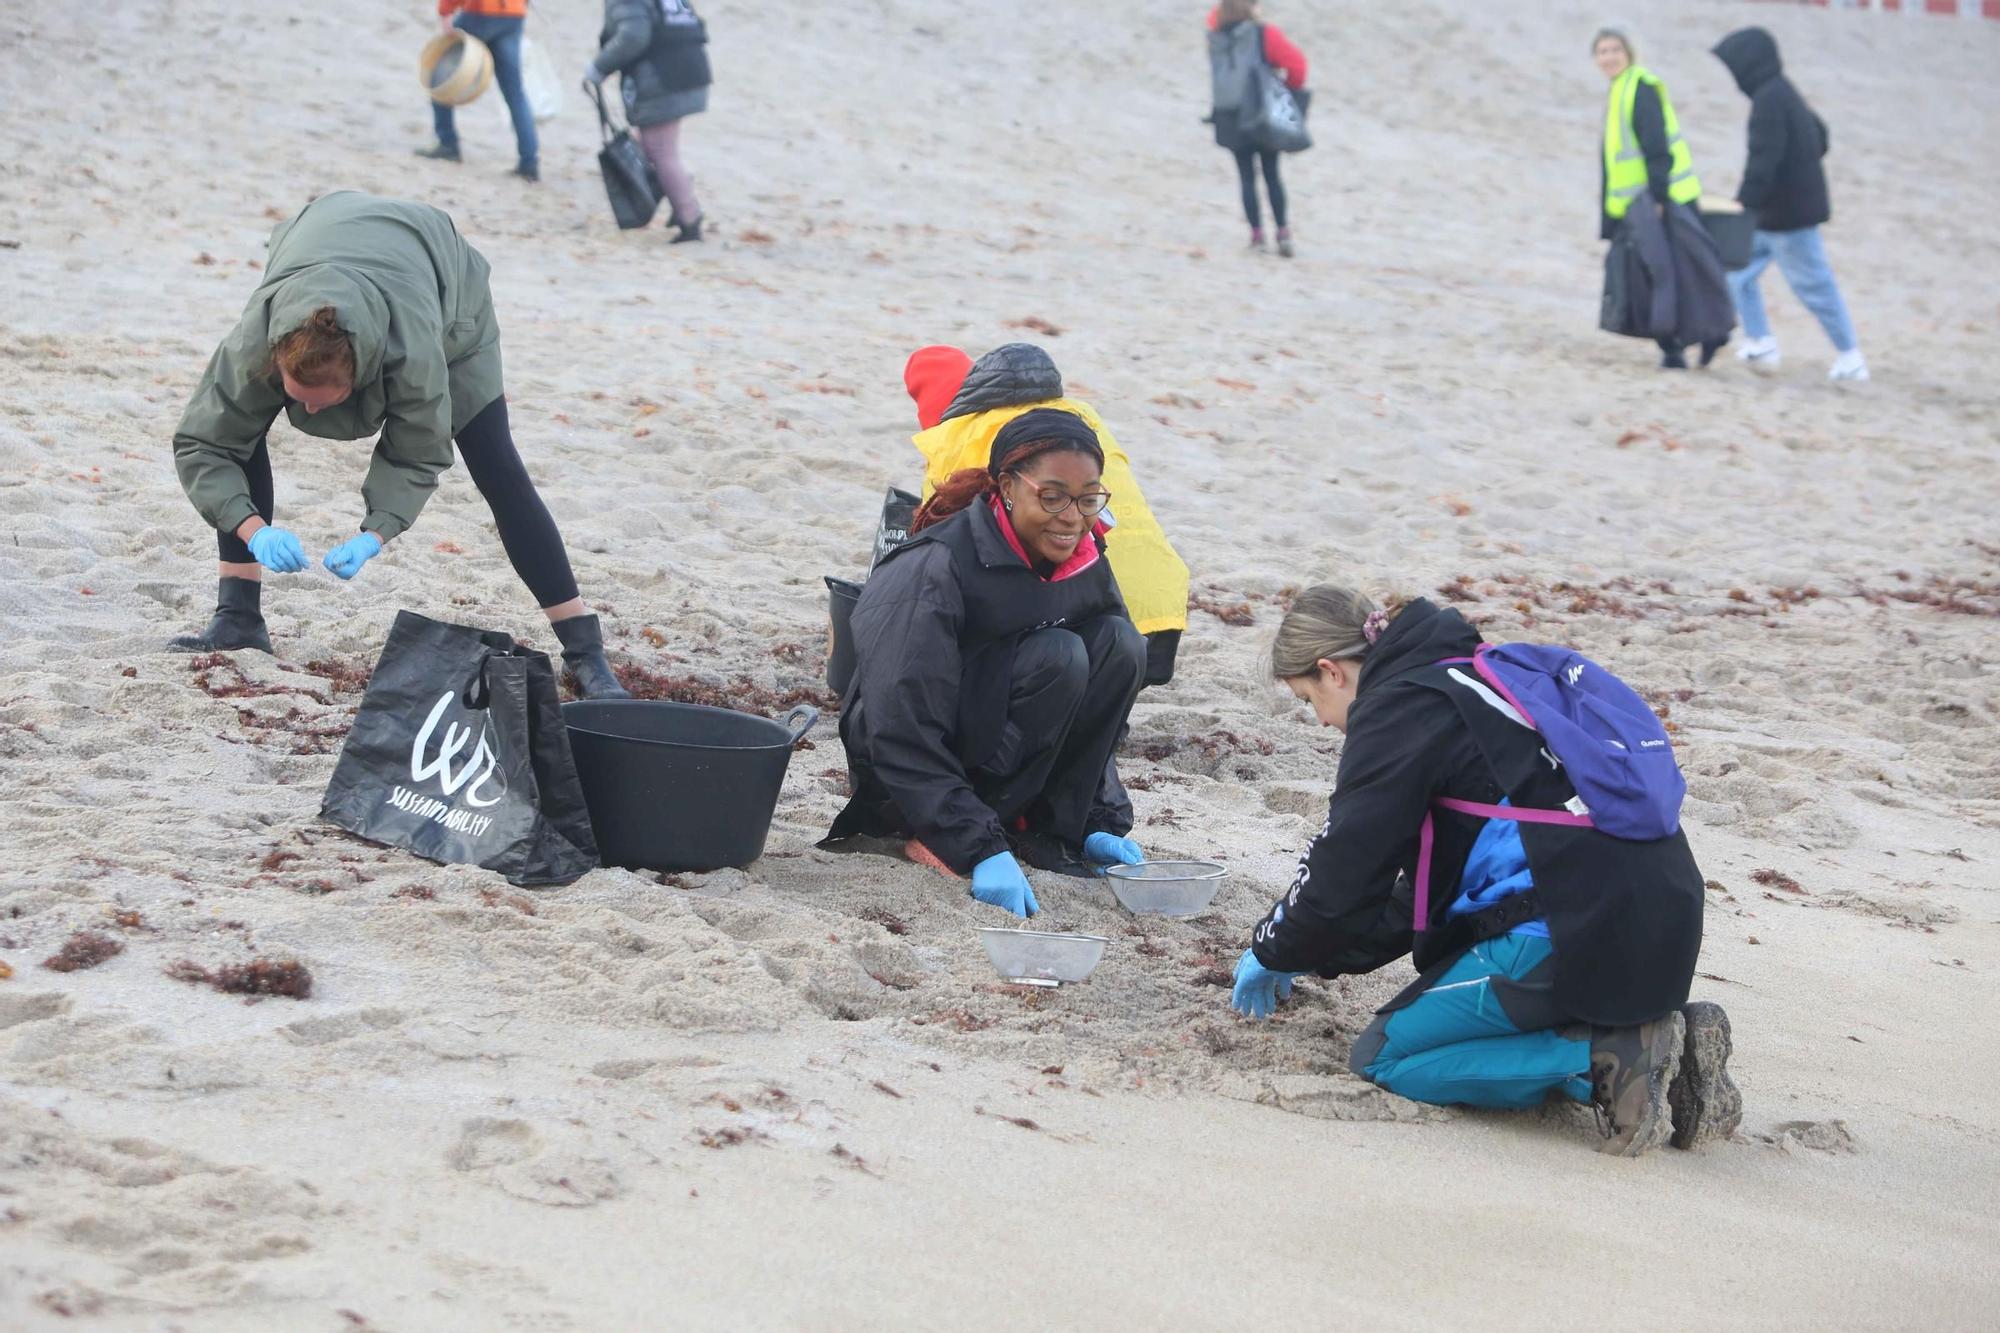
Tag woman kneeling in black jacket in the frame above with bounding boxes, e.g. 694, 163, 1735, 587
821, 410, 1148, 917
1231, 584, 1742, 1155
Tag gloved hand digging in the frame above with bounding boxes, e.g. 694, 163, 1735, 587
322, 531, 383, 580
246, 525, 308, 574
970, 850, 1039, 918
1231, 948, 1304, 1020
1083, 831, 1144, 871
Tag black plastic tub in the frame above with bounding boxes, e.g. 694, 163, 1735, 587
1700, 207, 1755, 271
825, 575, 863, 695
563, 699, 819, 873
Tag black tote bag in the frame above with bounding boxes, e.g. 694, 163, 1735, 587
588, 82, 664, 230
320, 611, 600, 886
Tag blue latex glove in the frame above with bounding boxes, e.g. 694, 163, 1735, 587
246, 525, 308, 574
1230, 948, 1303, 1020
1083, 831, 1144, 870
322, 532, 383, 580
970, 851, 1039, 918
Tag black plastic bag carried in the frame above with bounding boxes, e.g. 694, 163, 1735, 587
320, 611, 599, 887
870, 486, 920, 570
588, 82, 663, 230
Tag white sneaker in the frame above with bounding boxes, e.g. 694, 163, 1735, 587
1829, 349, 1869, 382
1736, 335, 1781, 371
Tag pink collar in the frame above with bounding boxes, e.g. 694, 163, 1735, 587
988, 494, 1103, 582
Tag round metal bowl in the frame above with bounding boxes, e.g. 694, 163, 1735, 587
1101, 860, 1228, 917
978, 928, 1108, 986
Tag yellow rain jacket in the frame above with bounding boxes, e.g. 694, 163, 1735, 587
912, 398, 1189, 636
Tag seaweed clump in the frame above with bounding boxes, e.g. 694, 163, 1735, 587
165, 957, 314, 999
42, 930, 124, 973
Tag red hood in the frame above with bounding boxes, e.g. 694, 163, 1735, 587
904, 345, 974, 430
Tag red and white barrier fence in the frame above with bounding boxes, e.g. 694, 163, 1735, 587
1768, 0, 2000, 16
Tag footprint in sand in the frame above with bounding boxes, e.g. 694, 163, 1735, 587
446, 1117, 623, 1208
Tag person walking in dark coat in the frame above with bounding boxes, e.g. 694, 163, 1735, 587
1713, 27, 1867, 381
1206, 1, 1308, 256
1230, 584, 1742, 1156
820, 410, 1149, 917
585, 0, 712, 243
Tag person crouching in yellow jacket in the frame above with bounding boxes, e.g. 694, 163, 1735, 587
902, 343, 1191, 685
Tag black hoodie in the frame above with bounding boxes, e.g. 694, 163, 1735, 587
1251, 599, 1705, 1027
1714, 27, 1832, 232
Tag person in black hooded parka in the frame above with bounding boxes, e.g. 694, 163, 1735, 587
1227, 584, 1743, 1156
1713, 27, 1868, 380
821, 409, 1149, 917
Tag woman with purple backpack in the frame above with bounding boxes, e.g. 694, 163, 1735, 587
1228, 584, 1741, 1157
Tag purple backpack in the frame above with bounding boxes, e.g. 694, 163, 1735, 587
1414, 644, 1685, 931
1462, 643, 1684, 839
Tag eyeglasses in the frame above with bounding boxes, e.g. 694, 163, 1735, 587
1009, 478, 1111, 517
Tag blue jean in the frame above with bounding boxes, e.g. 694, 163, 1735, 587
1349, 934, 1593, 1110
433, 14, 538, 170
1726, 226, 1857, 352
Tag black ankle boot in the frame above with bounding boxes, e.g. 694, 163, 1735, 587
169, 577, 274, 653
668, 212, 704, 244
552, 614, 629, 699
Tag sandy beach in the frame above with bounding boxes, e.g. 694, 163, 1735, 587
3, 0, 1998, 1326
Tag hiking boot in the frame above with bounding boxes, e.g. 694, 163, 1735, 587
168, 576, 273, 654
513, 162, 540, 183
669, 212, 704, 244
1007, 829, 1095, 878
1276, 227, 1295, 258
414, 143, 461, 163
1736, 335, 1780, 371
1589, 1012, 1684, 1156
1659, 349, 1689, 371
1829, 349, 1869, 382
552, 614, 630, 699
1668, 1001, 1743, 1149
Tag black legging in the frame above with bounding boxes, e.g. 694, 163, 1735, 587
216, 395, 580, 608
1233, 147, 1288, 231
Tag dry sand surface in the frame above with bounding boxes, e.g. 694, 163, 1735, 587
3, 0, 1999, 1327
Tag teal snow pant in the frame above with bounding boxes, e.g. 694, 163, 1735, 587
1348, 934, 1594, 1109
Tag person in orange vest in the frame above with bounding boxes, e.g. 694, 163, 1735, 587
417, 1, 540, 183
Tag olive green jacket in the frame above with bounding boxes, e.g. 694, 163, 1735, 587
172, 191, 503, 542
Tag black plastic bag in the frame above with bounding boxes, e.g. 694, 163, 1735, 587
320, 611, 600, 886
870, 486, 920, 570
1244, 63, 1312, 153
589, 82, 663, 230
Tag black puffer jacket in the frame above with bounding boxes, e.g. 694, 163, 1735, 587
940, 343, 1063, 423
597, 0, 711, 128
825, 501, 1132, 873
1714, 27, 1831, 232
1251, 599, 1705, 1027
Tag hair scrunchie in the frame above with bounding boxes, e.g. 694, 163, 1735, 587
1361, 607, 1391, 645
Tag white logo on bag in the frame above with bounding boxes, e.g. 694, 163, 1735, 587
411, 691, 506, 808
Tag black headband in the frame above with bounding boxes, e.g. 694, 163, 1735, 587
987, 408, 1103, 479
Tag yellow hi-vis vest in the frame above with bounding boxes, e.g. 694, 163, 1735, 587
1604, 66, 1700, 219
911, 399, 1191, 636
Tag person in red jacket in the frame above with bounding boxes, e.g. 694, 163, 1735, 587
1206, 2, 1308, 256
418, 0, 540, 183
